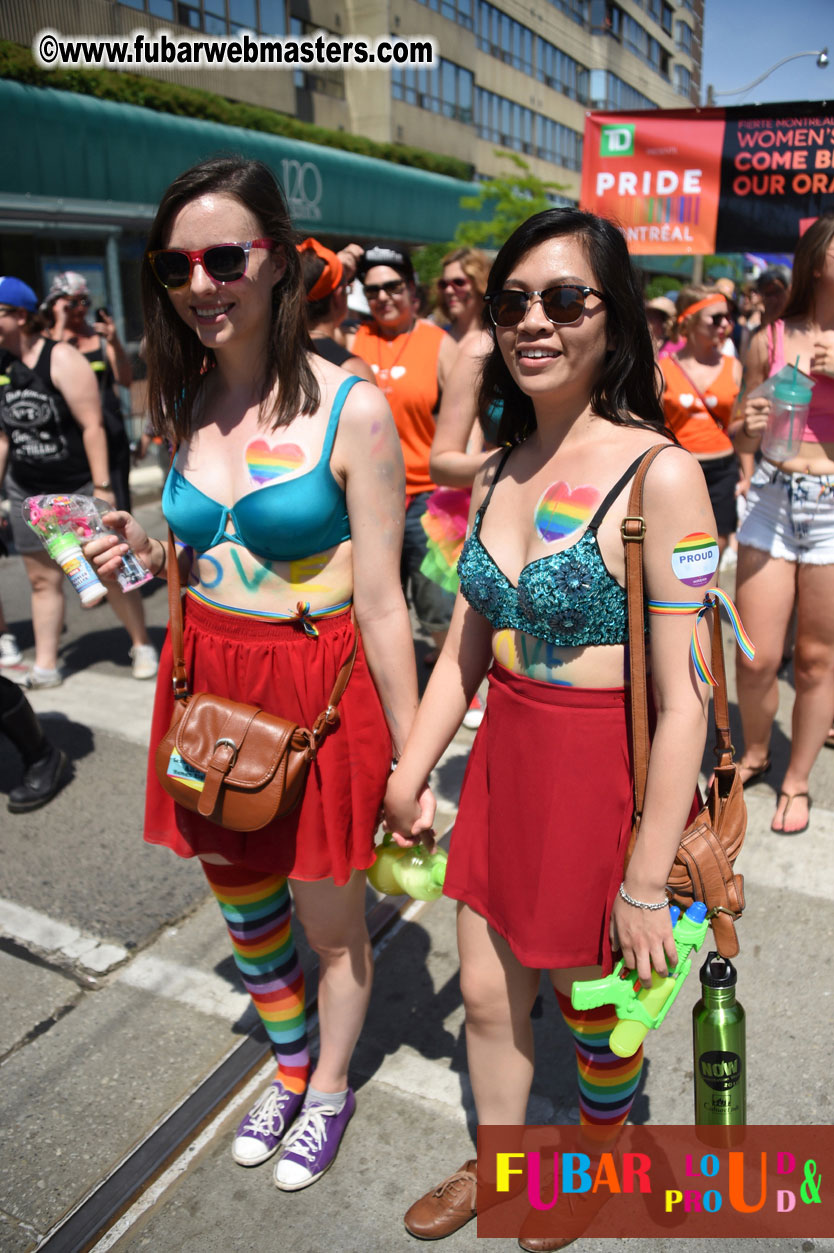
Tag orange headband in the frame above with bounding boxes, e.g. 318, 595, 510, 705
297, 237, 343, 302
677, 296, 725, 324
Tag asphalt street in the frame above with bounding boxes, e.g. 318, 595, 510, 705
0, 468, 831, 1253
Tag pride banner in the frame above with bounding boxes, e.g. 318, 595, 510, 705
581, 101, 834, 255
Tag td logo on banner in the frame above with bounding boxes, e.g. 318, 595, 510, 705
600, 124, 635, 157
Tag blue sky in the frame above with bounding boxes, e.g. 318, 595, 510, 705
702, 0, 832, 105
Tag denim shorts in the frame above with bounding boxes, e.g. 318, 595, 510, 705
737, 461, 834, 565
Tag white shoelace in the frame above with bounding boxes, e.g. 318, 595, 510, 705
241, 1085, 291, 1137
281, 1104, 338, 1162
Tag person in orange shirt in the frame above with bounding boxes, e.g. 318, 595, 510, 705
659, 284, 743, 556
351, 246, 458, 660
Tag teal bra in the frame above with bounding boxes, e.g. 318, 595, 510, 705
163, 375, 358, 563
457, 448, 651, 647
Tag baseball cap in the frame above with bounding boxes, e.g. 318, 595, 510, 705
357, 245, 415, 285
48, 270, 90, 299
0, 276, 39, 312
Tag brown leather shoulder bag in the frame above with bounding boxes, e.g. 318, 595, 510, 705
622, 445, 746, 957
155, 529, 357, 832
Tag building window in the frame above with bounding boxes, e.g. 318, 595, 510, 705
290, 17, 345, 98
661, 3, 673, 34
548, 0, 588, 25
589, 68, 654, 110
675, 64, 692, 98
476, 3, 534, 75
413, 0, 474, 30
121, 0, 287, 32
536, 39, 589, 102
258, 0, 286, 34
675, 20, 693, 55
590, 0, 621, 38
475, 87, 582, 169
229, 0, 256, 27
392, 59, 474, 124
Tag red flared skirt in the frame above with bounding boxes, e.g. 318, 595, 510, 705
144, 595, 391, 883
444, 663, 635, 974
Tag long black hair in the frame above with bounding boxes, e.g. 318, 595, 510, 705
478, 208, 666, 445
142, 155, 318, 443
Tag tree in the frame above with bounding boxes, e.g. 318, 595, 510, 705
454, 151, 570, 252
413, 152, 570, 287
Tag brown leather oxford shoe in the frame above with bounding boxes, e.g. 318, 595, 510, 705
404, 1159, 477, 1239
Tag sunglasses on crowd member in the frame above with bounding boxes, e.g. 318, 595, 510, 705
363, 279, 407, 300
485, 284, 605, 329
147, 239, 275, 289
438, 276, 470, 292
706, 312, 732, 326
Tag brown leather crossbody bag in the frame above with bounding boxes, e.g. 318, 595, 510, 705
154, 529, 357, 832
622, 446, 746, 957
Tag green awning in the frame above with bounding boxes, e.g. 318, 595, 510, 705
0, 78, 481, 242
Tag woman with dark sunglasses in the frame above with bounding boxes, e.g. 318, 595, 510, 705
433, 247, 490, 343
86, 156, 418, 1192
659, 284, 744, 559
384, 209, 720, 1248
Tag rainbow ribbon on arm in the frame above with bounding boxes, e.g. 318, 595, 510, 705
648, 588, 755, 687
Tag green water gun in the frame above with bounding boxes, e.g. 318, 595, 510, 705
571, 901, 709, 1057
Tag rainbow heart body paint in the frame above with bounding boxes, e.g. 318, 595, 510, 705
534, 482, 599, 543
246, 439, 306, 486
671, 532, 719, 587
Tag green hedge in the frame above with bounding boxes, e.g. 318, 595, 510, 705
0, 40, 473, 182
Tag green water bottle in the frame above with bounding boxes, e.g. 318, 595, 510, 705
692, 953, 746, 1125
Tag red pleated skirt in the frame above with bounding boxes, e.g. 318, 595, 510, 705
444, 663, 635, 974
144, 596, 391, 884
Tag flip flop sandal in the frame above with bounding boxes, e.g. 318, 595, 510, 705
739, 757, 771, 788
771, 791, 811, 836
824, 726, 834, 750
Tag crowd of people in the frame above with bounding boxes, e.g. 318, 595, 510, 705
1, 153, 832, 1246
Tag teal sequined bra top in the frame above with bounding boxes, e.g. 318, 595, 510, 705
457, 448, 651, 647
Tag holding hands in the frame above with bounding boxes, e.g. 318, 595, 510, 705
383, 770, 438, 852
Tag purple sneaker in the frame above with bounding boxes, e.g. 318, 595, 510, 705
273, 1089, 356, 1190
232, 1080, 305, 1166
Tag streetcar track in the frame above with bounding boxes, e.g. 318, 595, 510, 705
34, 892, 420, 1253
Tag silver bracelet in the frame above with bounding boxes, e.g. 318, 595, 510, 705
618, 881, 669, 911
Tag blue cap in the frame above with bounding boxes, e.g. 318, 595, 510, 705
0, 277, 39, 312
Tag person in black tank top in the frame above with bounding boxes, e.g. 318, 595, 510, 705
0, 276, 158, 687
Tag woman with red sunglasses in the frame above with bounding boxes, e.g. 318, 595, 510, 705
86, 156, 417, 1193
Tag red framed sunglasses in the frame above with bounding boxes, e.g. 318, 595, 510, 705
147, 238, 274, 289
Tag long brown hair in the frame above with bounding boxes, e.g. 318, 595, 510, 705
142, 155, 318, 442
781, 213, 834, 323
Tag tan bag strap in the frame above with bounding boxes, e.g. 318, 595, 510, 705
623, 446, 733, 824
165, 526, 358, 719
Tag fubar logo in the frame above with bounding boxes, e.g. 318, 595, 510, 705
600, 124, 635, 157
